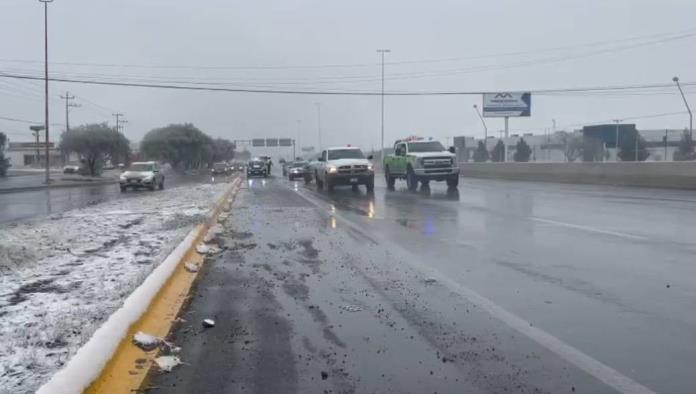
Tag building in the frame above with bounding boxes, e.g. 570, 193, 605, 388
5, 141, 64, 169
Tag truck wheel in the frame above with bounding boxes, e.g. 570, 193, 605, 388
446, 176, 459, 188
327, 179, 334, 192
366, 177, 375, 192
420, 180, 430, 189
385, 166, 396, 189
316, 172, 324, 189
304, 174, 312, 184
159, 179, 165, 190
406, 168, 418, 192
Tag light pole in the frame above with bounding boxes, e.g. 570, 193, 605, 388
315, 103, 322, 151
296, 120, 302, 159
40, 0, 53, 184
30, 125, 45, 166
472, 104, 488, 141
672, 76, 693, 141
377, 49, 390, 160
613, 119, 621, 161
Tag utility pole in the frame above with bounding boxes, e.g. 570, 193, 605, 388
113, 113, 124, 132
504, 116, 509, 162
377, 49, 390, 160
613, 119, 621, 161
672, 76, 693, 141
40, 0, 53, 184
315, 103, 322, 151
60, 91, 79, 132
473, 104, 488, 140
30, 125, 44, 167
296, 120, 301, 159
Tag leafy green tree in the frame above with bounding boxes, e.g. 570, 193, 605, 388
60, 123, 131, 176
673, 130, 694, 161
473, 141, 489, 162
491, 140, 505, 162
140, 124, 214, 169
618, 130, 649, 162
211, 138, 236, 162
0, 132, 10, 176
513, 138, 532, 162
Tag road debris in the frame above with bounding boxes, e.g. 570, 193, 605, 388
196, 243, 222, 256
184, 262, 199, 273
154, 355, 182, 372
202, 318, 216, 328
339, 304, 362, 313
132, 331, 161, 351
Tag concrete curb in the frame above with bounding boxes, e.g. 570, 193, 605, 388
35, 177, 242, 394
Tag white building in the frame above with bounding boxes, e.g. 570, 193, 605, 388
5, 141, 64, 169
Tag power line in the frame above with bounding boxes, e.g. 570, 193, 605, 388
1, 72, 694, 96
0, 27, 694, 71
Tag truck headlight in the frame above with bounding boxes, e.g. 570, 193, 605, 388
328, 165, 338, 174
367, 164, 373, 171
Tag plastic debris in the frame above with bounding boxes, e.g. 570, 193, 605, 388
203, 225, 222, 243
132, 331, 161, 351
184, 262, 199, 273
196, 243, 221, 256
154, 355, 182, 372
202, 319, 216, 328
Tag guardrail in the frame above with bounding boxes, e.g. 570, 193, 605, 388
459, 162, 696, 189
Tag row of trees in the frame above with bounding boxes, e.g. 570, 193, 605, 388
57, 123, 236, 176
139, 124, 235, 170
471, 130, 695, 163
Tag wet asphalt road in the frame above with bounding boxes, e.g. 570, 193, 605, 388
150, 174, 696, 394
0, 169, 226, 224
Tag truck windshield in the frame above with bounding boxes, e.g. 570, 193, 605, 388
290, 161, 308, 168
328, 149, 364, 160
408, 141, 445, 152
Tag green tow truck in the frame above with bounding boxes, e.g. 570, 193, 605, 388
383, 138, 459, 191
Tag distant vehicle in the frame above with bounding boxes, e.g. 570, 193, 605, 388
119, 161, 165, 192
258, 155, 273, 174
103, 161, 115, 170
313, 147, 374, 192
247, 159, 268, 178
63, 164, 81, 174
286, 160, 310, 181
211, 162, 231, 176
230, 161, 245, 172
383, 137, 459, 191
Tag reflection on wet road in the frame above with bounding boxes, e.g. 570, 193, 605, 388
153, 175, 696, 393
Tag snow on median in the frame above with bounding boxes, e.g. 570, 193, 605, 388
0, 182, 227, 393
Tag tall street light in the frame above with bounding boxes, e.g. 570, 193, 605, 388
315, 103, 322, 151
377, 49, 390, 160
40, 0, 53, 184
473, 104, 488, 141
672, 76, 693, 141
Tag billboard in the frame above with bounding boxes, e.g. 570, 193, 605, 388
266, 138, 278, 147
251, 138, 265, 147
278, 138, 293, 147
482, 92, 531, 117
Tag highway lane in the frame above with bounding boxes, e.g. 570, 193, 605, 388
0, 169, 232, 224
151, 175, 696, 394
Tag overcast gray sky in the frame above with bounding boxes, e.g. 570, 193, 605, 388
0, 0, 694, 153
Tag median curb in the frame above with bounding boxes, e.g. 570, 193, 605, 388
35, 177, 242, 394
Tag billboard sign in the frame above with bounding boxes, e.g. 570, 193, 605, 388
251, 138, 265, 147
278, 138, 293, 147
266, 138, 278, 147
482, 92, 531, 117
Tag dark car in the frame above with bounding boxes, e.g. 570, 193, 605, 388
247, 160, 268, 178
286, 160, 310, 181
211, 162, 231, 176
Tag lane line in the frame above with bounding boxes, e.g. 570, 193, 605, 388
292, 184, 658, 394
531, 217, 648, 240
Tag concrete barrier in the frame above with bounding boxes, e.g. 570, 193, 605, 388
459, 162, 696, 189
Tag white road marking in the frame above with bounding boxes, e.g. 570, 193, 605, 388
531, 217, 648, 240
293, 185, 658, 394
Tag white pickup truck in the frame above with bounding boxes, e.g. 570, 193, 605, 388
312, 147, 375, 192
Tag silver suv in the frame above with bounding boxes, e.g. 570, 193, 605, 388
119, 161, 165, 192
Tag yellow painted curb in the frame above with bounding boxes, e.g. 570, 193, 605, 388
85, 178, 242, 394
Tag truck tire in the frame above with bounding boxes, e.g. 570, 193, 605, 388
304, 174, 312, 184
406, 167, 418, 192
446, 175, 459, 188
366, 176, 375, 192
420, 179, 429, 189
316, 171, 323, 189
385, 166, 396, 189
327, 178, 335, 192
159, 179, 165, 190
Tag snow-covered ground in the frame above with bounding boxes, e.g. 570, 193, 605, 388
0, 182, 227, 393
